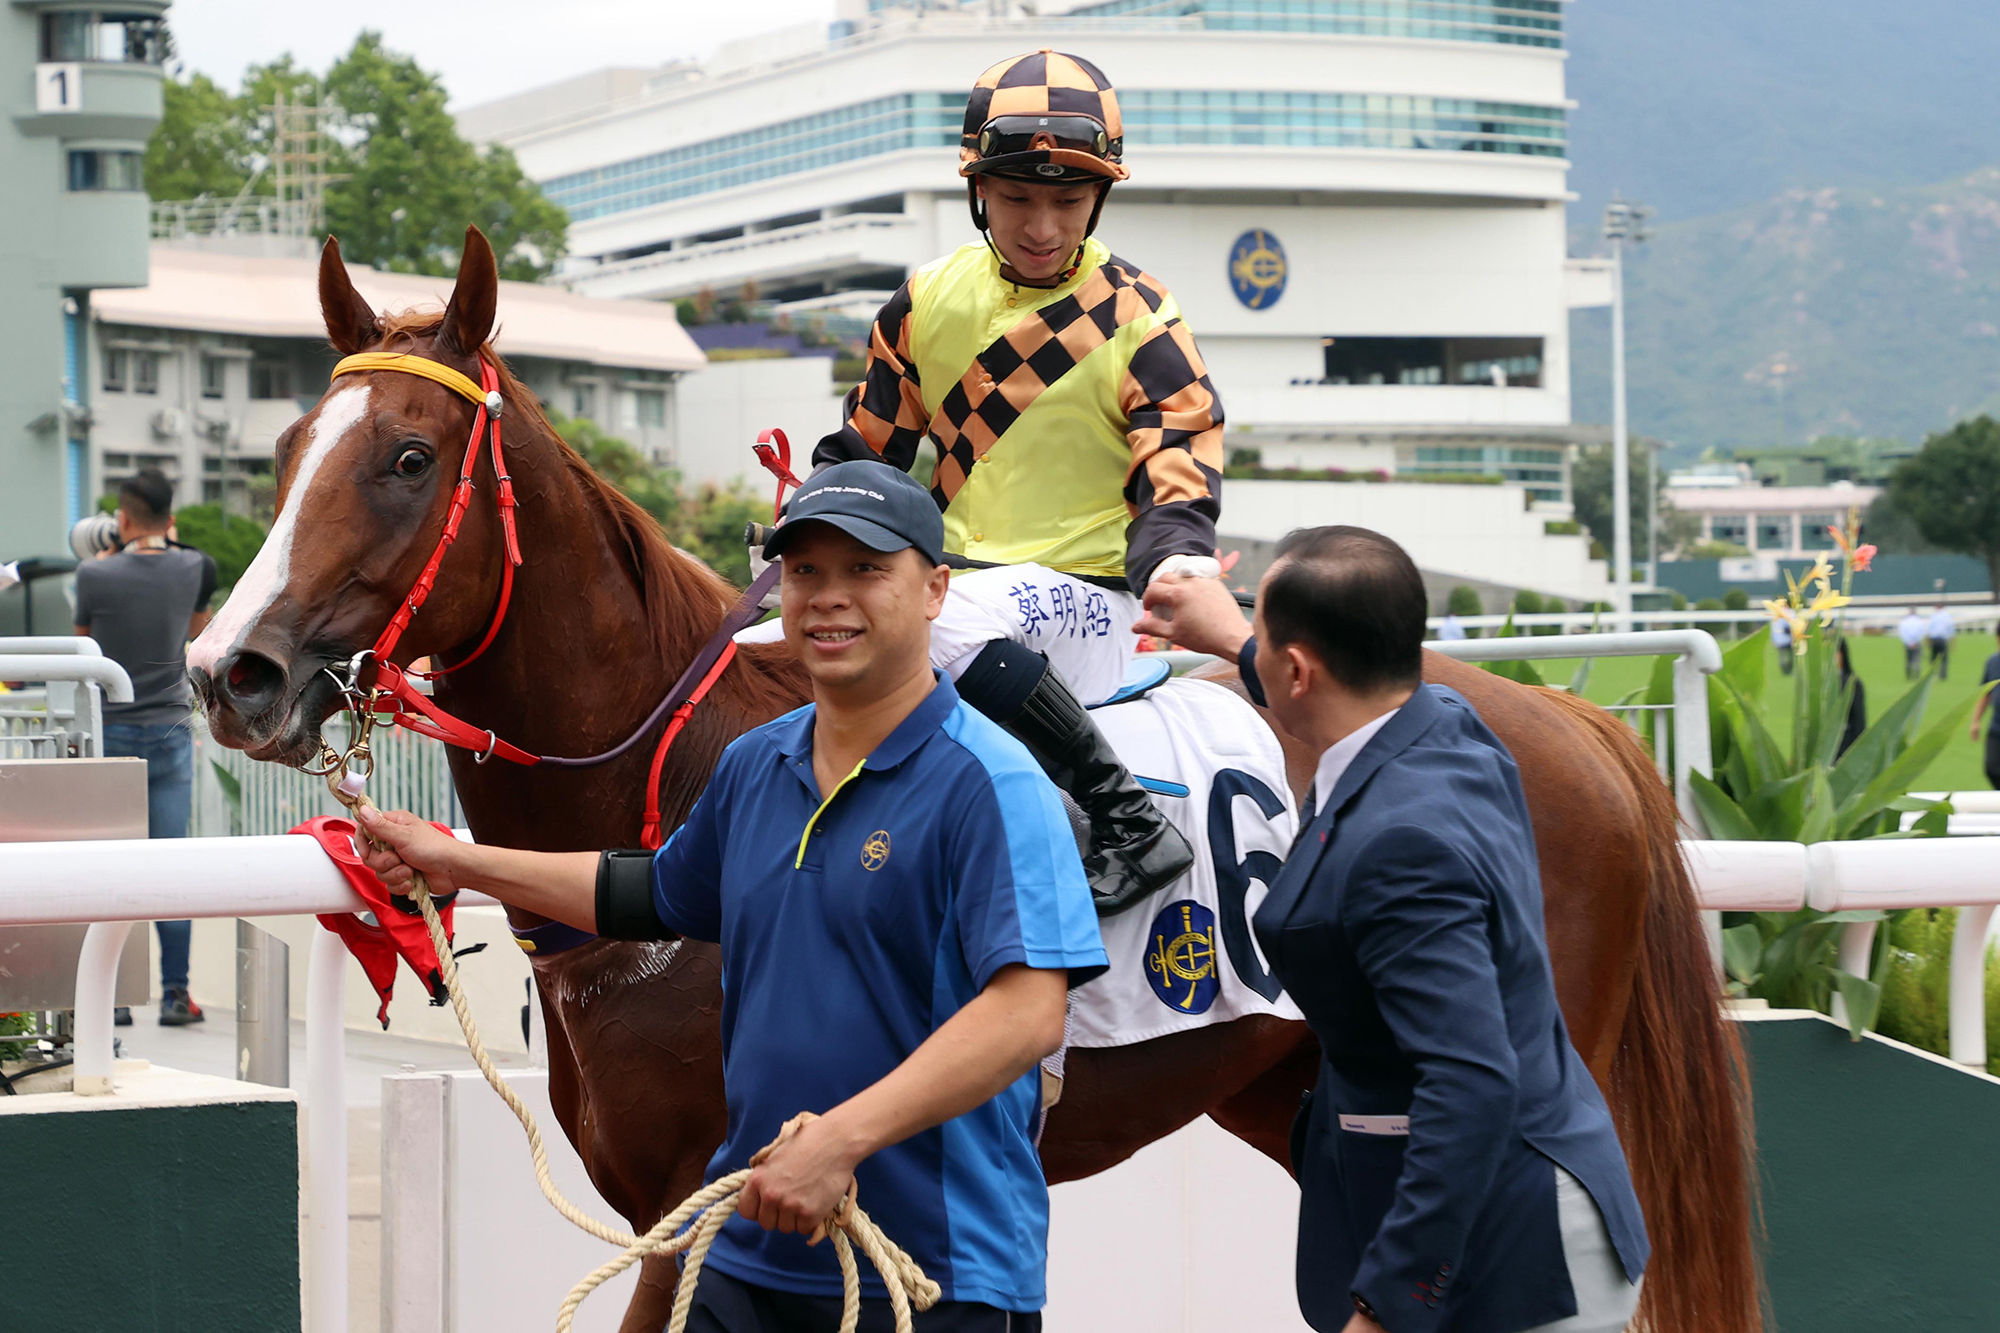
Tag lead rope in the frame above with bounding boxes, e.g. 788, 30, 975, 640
322, 741, 939, 1332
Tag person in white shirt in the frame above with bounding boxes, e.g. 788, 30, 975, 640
1771, 610, 1795, 676
1927, 605, 1957, 680
1437, 612, 1468, 642
1898, 609, 1927, 679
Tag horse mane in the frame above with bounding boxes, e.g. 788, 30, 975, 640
374, 308, 811, 743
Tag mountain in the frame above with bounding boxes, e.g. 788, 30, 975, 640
1564, 0, 2000, 229
1569, 167, 2000, 458
1570, 167, 2000, 459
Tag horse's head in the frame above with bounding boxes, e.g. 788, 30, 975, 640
189, 227, 514, 764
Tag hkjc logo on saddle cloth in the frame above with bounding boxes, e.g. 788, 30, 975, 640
1228, 228, 1287, 310
1146, 899, 1220, 1014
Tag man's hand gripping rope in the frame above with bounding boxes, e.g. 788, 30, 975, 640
319, 719, 940, 1333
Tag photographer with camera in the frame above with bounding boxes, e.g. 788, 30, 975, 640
73, 470, 218, 1025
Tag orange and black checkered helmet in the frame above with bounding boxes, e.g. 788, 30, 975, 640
959, 49, 1129, 185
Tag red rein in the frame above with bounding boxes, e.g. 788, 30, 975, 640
346, 354, 796, 845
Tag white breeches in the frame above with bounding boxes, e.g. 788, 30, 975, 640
735, 564, 1141, 706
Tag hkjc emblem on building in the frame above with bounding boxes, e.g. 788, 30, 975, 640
1228, 228, 1287, 310
861, 830, 891, 871
1146, 900, 1220, 1013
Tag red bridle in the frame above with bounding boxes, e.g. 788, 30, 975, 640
319, 351, 797, 846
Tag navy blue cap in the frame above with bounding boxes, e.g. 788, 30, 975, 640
763, 460, 946, 566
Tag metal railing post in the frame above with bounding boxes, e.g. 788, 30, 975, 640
1949, 905, 1993, 1069
307, 927, 349, 1333
236, 920, 290, 1087
73, 920, 135, 1095
1669, 651, 1714, 828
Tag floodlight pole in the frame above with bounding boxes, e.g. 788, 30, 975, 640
1604, 197, 1650, 620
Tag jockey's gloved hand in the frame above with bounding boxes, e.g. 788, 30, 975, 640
1148, 554, 1222, 584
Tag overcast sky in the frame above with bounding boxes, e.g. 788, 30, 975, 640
165, 0, 838, 109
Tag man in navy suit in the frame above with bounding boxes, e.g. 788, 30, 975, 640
1134, 527, 1648, 1333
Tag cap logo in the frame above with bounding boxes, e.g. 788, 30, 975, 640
804, 485, 887, 503
1035, 163, 1064, 177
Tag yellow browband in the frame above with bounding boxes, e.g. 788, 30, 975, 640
331, 352, 492, 408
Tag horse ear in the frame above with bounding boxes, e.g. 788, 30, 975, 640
318, 236, 381, 354
435, 226, 498, 360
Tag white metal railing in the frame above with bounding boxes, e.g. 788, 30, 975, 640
1157, 628, 1720, 823
0, 831, 492, 1333
190, 714, 461, 837
0, 636, 130, 759
0, 831, 1995, 1332
1429, 606, 2000, 633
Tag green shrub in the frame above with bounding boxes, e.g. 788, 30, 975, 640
1723, 587, 1750, 611
172, 504, 268, 596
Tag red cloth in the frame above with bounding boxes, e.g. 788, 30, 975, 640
298, 816, 458, 1029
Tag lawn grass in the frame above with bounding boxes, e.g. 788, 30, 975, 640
1474, 630, 1999, 794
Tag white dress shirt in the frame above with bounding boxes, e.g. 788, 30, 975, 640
1929, 610, 1957, 640
1305, 706, 1401, 823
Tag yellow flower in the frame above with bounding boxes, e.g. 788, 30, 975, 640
1808, 587, 1851, 621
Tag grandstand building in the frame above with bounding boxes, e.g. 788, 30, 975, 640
458, 0, 1618, 603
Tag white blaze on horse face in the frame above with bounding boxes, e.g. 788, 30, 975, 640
188, 382, 374, 677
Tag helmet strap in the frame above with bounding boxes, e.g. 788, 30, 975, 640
1085, 179, 1113, 238
966, 177, 987, 234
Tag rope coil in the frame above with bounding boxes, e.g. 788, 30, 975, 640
324, 747, 939, 1332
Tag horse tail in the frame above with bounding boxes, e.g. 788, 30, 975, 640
1543, 689, 1763, 1332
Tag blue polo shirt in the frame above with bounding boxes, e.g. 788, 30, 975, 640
647, 673, 1106, 1310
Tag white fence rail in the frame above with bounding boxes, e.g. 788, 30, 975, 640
191, 714, 462, 837
0, 830, 1995, 1332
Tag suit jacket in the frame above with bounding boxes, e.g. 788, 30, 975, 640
1254, 683, 1648, 1333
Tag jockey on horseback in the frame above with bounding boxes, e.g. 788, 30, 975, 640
765, 49, 1225, 917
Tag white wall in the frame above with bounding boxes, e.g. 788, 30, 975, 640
670, 356, 845, 488
1219, 478, 1611, 604
1100, 198, 1571, 403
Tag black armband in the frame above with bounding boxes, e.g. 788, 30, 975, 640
594, 849, 677, 941
1237, 636, 1268, 708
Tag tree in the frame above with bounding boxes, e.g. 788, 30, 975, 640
172, 504, 267, 595
1888, 415, 2000, 601
143, 36, 567, 281
550, 415, 765, 587
1570, 437, 1690, 563
322, 34, 567, 280
145, 72, 249, 201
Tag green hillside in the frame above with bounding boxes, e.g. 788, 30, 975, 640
1571, 168, 2000, 459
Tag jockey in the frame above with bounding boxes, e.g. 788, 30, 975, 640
752, 48, 1225, 917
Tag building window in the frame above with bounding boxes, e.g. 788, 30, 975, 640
540, 86, 1565, 221
570, 383, 597, 419
1323, 337, 1543, 388
251, 360, 294, 400
102, 348, 128, 393
1755, 516, 1794, 551
1065, 0, 1563, 48
40, 11, 168, 64
133, 352, 159, 396
1799, 512, 1841, 547
1708, 515, 1748, 546
636, 389, 666, 428
67, 150, 145, 192
200, 355, 226, 400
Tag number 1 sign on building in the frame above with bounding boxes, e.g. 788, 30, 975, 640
36, 64, 84, 114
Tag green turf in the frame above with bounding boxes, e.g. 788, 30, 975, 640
1496, 631, 1999, 794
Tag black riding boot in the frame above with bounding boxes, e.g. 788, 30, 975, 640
956, 641, 1194, 916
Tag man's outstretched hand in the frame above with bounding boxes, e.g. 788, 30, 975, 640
1134, 568, 1254, 661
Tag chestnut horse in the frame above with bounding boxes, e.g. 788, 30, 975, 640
190, 230, 1756, 1332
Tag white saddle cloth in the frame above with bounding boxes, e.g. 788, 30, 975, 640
1066, 675, 1304, 1048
